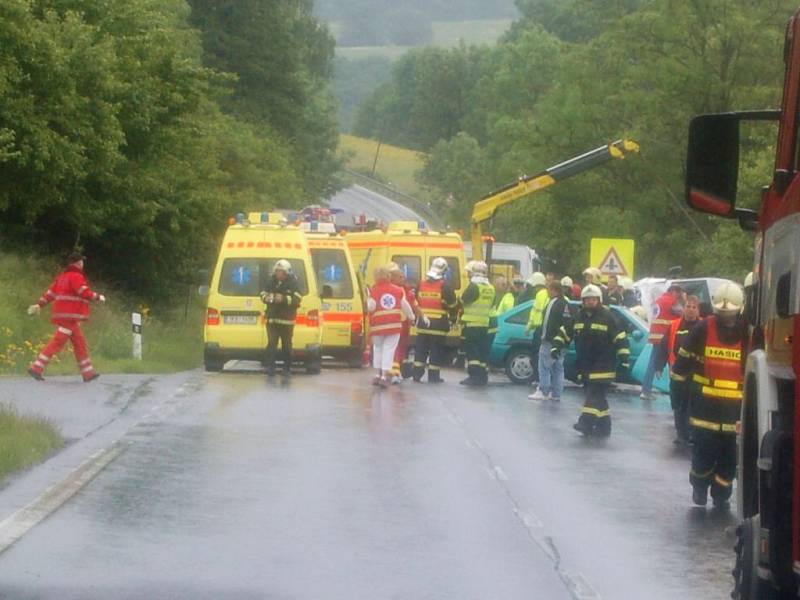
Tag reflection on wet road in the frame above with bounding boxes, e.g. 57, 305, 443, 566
0, 367, 735, 599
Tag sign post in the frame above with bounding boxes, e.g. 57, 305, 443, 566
132, 312, 143, 360
590, 238, 635, 282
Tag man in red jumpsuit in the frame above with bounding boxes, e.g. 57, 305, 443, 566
27, 252, 106, 382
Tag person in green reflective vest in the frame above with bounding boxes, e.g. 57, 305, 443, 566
459, 261, 496, 387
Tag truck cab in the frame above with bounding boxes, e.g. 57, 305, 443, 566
684, 8, 800, 597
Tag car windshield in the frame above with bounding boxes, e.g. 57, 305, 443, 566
219, 258, 309, 297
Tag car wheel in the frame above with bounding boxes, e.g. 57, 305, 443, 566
505, 348, 536, 385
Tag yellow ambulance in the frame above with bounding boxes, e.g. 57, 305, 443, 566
345, 221, 467, 347
303, 223, 366, 367
203, 212, 325, 373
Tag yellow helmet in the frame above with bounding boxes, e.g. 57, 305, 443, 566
713, 282, 744, 314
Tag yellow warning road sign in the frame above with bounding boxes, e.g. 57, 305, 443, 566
590, 238, 635, 280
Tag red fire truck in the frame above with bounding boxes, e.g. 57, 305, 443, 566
685, 8, 800, 599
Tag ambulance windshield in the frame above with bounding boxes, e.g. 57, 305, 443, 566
219, 258, 309, 297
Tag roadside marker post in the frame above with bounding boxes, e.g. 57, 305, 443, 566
132, 312, 143, 360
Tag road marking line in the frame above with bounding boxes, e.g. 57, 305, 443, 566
493, 466, 509, 481
0, 443, 126, 556
562, 571, 602, 600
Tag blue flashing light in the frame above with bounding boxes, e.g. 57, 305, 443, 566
261, 212, 269, 223
418, 221, 426, 230
236, 212, 245, 224
310, 221, 319, 232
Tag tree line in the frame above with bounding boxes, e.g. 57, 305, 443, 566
0, 0, 339, 298
354, 0, 793, 279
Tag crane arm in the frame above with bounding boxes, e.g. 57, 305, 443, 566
470, 139, 640, 262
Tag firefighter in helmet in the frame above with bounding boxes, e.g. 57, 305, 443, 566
27, 251, 106, 382
552, 284, 630, 437
672, 282, 745, 508
413, 257, 457, 383
459, 260, 495, 387
261, 259, 303, 377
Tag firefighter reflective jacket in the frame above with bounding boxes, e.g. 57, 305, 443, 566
672, 315, 744, 433
460, 280, 496, 328
37, 265, 101, 323
648, 292, 682, 343
369, 281, 404, 336
261, 274, 303, 326
553, 305, 629, 382
417, 278, 457, 333
659, 317, 702, 377
526, 287, 550, 330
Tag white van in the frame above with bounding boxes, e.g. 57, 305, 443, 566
463, 242, 540, 280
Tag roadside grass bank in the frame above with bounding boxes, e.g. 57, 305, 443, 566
0, 404, 63, 480
0, 251, 204, 377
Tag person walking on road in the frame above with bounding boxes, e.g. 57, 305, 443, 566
671, 283, 745, 508
658, 294, 702, 444
459, 261, 495, 387
413, 257, 457, 384
27, 251, 105, 382
641, 285, 685, 399
261, 259, 303, 377
552, 285, 630, 437
368, 266, 415, 387
529, 280, 573, 401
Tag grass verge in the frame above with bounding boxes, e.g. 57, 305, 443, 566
0, 251, 204, 376
0, 404, 63, 480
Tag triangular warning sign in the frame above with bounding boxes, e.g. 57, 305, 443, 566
598, 247, 628, 276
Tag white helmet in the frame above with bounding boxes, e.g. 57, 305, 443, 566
630, 305, 648, 321
273, 259, 292, 274
618, 276, 635, 291
561, 276, 573, 288
527, 272, 546, 287
582, 267, 602, 279
581, 284, 603, 300
470, 261, 488, 276
713, 282, 744, 314
432, 257, 449, 272
744, 272, 755, 288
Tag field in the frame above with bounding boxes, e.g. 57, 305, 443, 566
339, 134, 430, 200
334, 19, 513, 61
0, 251, 204, 377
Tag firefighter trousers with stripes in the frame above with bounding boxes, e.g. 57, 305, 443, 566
30, 321, 97, 380
690, 428, 736, 502
464, 326, 489, 385
577, 381, 611, 435
413, 330, 446, 382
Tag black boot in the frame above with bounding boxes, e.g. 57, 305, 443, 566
692, 485, 708, 507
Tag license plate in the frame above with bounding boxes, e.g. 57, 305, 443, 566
223, 315, 258, 325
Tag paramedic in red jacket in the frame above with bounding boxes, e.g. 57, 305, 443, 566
27, 252, 106, 382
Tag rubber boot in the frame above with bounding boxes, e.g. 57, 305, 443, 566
692, 485, 708, 507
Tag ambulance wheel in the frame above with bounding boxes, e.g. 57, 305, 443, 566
306, 359, 322, 375
505, 348, 536, 385
204, 359, 224, 372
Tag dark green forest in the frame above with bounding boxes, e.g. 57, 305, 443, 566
0, 0, 338, 297
354, 0, 794, 279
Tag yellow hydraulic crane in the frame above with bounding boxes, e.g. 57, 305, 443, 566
470, 139, 640, 262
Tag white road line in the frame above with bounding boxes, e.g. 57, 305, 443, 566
0, 443, 126, 556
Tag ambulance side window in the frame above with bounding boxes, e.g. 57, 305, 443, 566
310, 249, 353, 299
392, 256, 422, 286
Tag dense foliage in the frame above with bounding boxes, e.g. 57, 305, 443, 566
356, 0, 794, 279
0, 0, 337, 298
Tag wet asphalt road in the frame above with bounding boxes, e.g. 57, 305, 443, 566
329, 185, 426, 224
0, 367, 735, 599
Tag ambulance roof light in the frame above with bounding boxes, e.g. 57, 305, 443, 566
236, 212, 245, 225
261, 212, 269, 223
